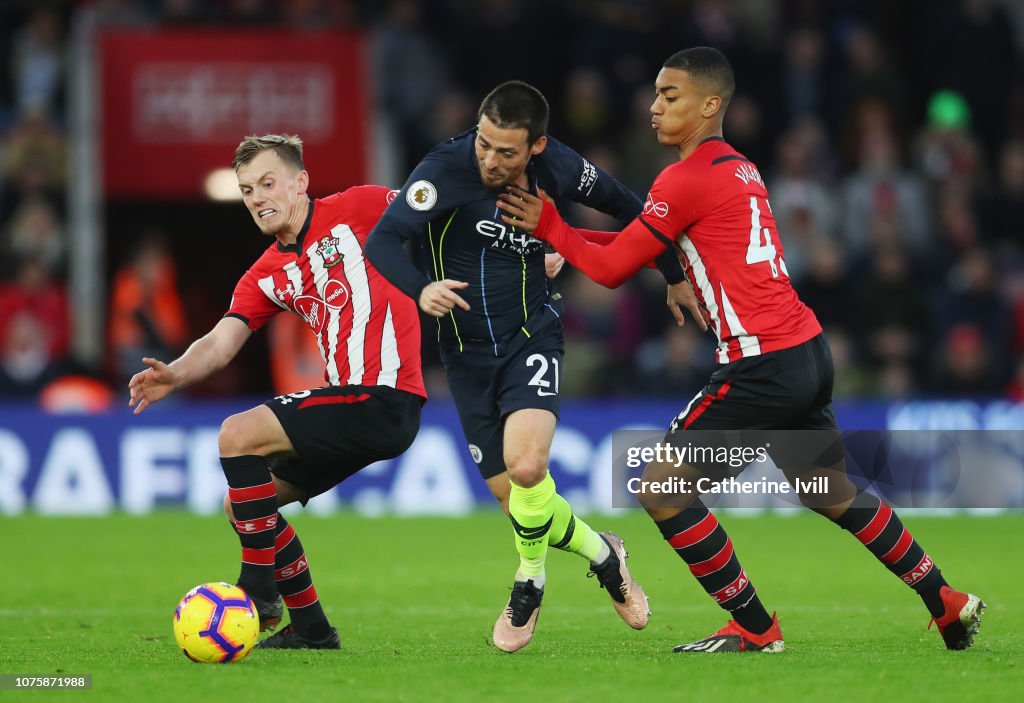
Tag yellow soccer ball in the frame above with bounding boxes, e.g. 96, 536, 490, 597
172, 582, 259, 663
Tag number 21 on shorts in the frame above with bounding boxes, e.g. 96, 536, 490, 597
526, 353, 559, 397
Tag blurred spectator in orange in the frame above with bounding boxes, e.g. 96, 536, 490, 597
108, 233, 188, 384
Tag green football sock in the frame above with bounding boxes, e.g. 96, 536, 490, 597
548, 491, 608, 564
508, 472, 558, 579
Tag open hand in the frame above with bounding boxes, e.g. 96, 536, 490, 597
667, 281, 709, 331
128, 357, 177, 414
497, 185, 552, 234
419, 279, 471, 317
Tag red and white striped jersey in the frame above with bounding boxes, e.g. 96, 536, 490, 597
226, 185, 426, 398
641, 138, 821, 364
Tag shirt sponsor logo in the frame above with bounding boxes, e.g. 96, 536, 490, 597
475, 220, 542, 254
578, 159, 598, 195
406, 180, 437, 211
294, 295, 326, 333
322, 279, 349, 310
643, 193, 669, 218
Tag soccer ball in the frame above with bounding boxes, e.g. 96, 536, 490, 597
172, 582, 259, 663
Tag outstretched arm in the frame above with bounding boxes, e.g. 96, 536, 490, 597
128, 316, 252, 414
499, 189, 666, 288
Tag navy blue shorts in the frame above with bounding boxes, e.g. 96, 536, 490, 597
442, 329, 563, 479
265, 385, 422, 501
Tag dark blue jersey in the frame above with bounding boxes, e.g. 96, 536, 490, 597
366, 129, 644, 355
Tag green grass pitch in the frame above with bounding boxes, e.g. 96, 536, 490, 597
2, 511, 1020, 702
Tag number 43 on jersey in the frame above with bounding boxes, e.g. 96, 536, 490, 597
745, 196, 787, 278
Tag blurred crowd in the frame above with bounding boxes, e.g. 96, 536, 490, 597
1, 0, 1023, 406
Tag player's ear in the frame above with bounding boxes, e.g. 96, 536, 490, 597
530, 135, 548, 157
703, 95, 722, 119
295, 169, 309, 195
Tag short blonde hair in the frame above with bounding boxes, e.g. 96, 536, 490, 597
231, 134, 305, 171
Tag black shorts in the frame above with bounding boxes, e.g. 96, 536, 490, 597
665, 333, 843, 473
265, 385, 422, 501
442, 329, 563, 480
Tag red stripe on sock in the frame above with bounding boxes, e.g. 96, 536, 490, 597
689, 538, 735, 577
241, 547, 276, 565
298, 393, 370, 409
710, 569, 749, 605
235, 514, 278, 534
881, 527, 914, 565
275, 524, 296, 551
682, 381, 733, 430
275, 555, 309, 581
901, 554, 934, 586
668, 513, 719, 549
853, 502, 892, 545
282, 584, 319, 609
229, 482, 276, 503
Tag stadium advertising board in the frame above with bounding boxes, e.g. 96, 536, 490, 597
1, 400, 1022, 516
99, 29, 368, 197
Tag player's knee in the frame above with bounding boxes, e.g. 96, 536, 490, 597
218, 413, 256, 457
506, 454, 547, 488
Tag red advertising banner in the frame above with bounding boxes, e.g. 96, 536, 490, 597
100, 30, 368, 198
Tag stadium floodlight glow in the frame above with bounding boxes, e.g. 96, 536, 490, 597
205, 168, 243, 201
